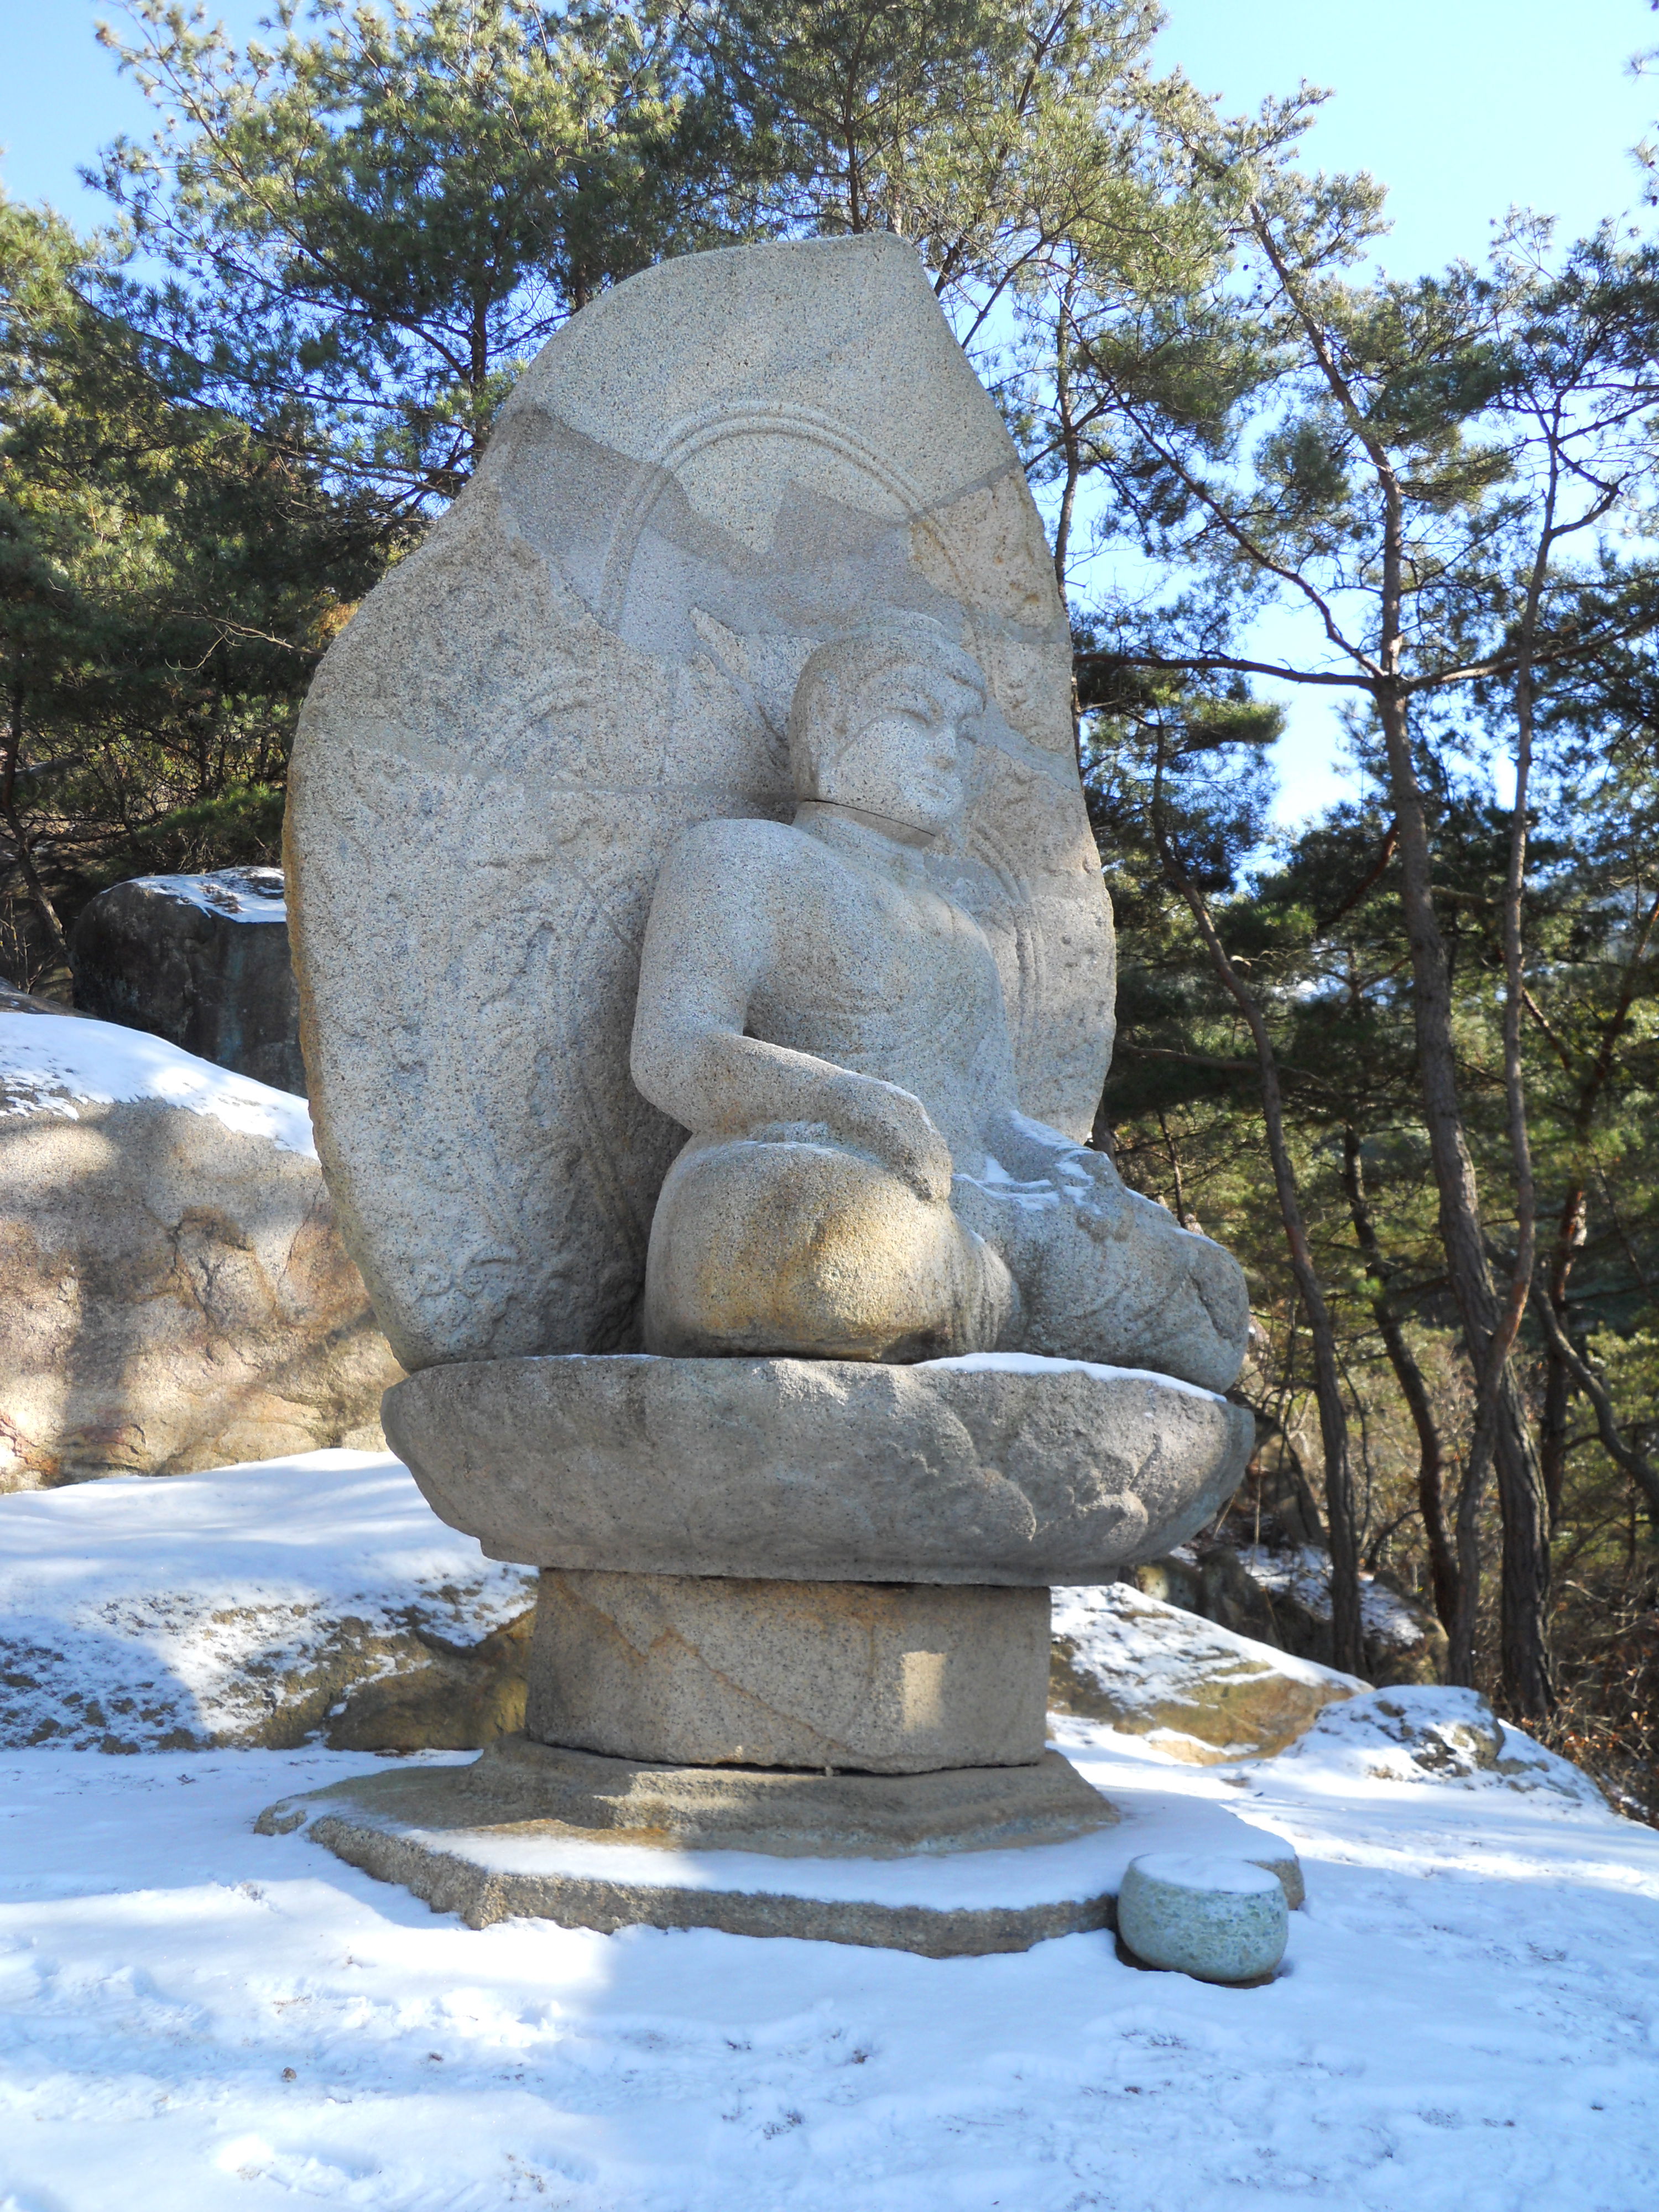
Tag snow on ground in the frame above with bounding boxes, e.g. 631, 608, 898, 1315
0, 1009, 315, 1153
0, 1454, 534, 1750
3, 1466, 1659, 2208
3, 1720, 1656, 2211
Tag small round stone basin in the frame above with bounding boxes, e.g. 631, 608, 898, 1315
383, 1352, 1253, 1587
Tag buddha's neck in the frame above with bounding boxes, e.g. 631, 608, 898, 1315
794, 800, 941, 854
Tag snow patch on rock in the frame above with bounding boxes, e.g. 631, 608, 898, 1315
0, 1451, 533, 1750
1235, 1542, 1430, 1656
126, 865, 288, 922
1051, 1580, 1363, 1762
0, 1009, 314, 1154
1282, 1684, 1608, 1807
924, 1350, 1223, 1401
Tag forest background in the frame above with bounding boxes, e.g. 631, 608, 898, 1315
7, 0, 1659, 1799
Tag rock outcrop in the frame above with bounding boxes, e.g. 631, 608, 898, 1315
71, 867, 305, 1096
1281, 1686, 1609, 1807
0, 983, 74, 1016
1125, 1543, 1449, 1687
0, 1452, 533, 1751
0, 1010, 400, 1487
1048, 1580, 1363, 1761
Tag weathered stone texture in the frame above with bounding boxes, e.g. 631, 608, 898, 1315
383, 1353, 1254, 1585
0, 1089, 401, 1487
408, 1734, 1114, 1853
1116, 1854, 1289, 1985
525, 1571, 1050, 1773
1048, 1581, 1360, 1764
628, 614, 1248, 1389
323, 1609, 532, 1755
287, 234, 1114, 1373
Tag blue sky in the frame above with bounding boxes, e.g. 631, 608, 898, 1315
1147, 3, 1659, 820
1157, 0, 1656, 282
3, 1, 1651, 257
2, 1, 1652, 823
0, 3, 267, 218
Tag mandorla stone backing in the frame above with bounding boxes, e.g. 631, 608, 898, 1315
286, 233, 1114, 1371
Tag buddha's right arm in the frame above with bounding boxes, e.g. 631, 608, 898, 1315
629, 825, 953, 1202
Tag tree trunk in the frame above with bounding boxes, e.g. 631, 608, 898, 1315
1372, 680, 1552, 1718
2, 675, 70, 969
1537, 1341, 1571, 1528
1341, 1125, 1457, 1631
1535, 1293, 1659, 1522
1240, 198, 1553, 1713
1536, 888, 1659, 1524
1157, 1109, 1196, 1230
1156, 806, 1365, 1678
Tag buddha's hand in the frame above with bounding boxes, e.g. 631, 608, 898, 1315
824, 1072, 954, 1203
989, 1112, 1126, 1197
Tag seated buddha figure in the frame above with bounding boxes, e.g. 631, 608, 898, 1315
629, 613, 1249, 1392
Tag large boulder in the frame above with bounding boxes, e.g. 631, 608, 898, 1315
1119, 1543, 1448, 1687
70, 866, 305, 1096
1191, 1543, 1450, 1687
0, 1009, 401, 1488
0, 1452, 534, 1752
0, 984, 73, 1016
1049, 1580, 1363, 1761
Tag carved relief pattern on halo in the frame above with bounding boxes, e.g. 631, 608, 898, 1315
286, 237, 1114, 1370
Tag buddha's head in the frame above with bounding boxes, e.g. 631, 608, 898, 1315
787, 613, 987, 836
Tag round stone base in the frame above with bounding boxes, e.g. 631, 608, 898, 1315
1116, 1853, 1290, 1985
256, 1737, 1303, 1959
383, 1352, 1254, 1585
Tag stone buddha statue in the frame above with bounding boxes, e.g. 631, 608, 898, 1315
282, 248, 1288, 1948
630, 612, 1249, 1391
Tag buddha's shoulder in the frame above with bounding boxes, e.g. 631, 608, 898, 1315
661, 815, 836, 884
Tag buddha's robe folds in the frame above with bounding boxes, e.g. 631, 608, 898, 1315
630, 808, 1249, 1392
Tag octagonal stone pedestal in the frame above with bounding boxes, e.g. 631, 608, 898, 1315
257, 1739, 1303, 1958
526, 1571, 1054, 1773
262, 1354, 1285, 1954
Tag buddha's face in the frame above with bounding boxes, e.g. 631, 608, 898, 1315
812, 664, 980, 836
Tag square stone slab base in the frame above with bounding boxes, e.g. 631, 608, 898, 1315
258, 1737, 1302, 1958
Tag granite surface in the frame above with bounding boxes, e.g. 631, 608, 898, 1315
286, 236, 1114, 1372
383, 1352, 1255, 1585
631, 611, 1247, 1387
524, 1570, 1050, 1772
